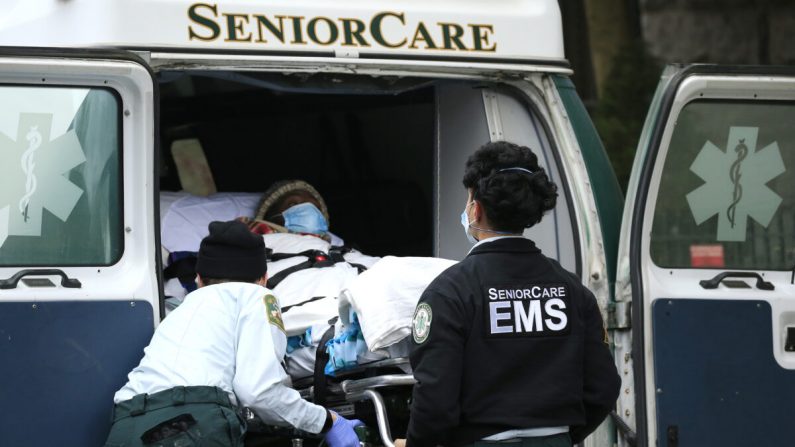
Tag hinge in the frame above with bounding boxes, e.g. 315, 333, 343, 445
481, 90, 504, 141
607, 301, 631, 330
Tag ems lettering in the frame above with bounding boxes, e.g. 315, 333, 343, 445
487, 285, 570, 336
544, 298, 568, 331
187, 4, 497, 52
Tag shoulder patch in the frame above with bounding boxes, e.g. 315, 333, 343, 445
263, 294, 285, 333
412, 302, 433, 344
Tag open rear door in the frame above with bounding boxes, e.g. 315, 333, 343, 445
0, 49, 159, 446
617, 65, 795, 446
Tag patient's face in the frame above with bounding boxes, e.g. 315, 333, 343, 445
271, 191, 323, 217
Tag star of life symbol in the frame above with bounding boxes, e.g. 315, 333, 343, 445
412, 303, 433, 344
0, 113, 86, 248
686, 126, 785, 242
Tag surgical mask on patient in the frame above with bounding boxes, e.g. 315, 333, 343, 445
281, 202, 329, 235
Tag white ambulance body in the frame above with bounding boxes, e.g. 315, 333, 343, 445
1, 2, 794, 447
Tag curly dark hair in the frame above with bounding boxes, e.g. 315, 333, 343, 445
462, 141, 558, 232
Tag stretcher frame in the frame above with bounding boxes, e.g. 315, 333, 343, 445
295, 358, 416, 447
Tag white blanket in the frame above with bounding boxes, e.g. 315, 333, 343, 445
340, 256, 456, 351
161, 192, 261, 254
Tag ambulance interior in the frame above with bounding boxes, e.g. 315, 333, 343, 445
154, 70, 578, 444
158, 71, 434, 257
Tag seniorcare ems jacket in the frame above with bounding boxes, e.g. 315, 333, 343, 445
115, 282, 327, 433
406, 238, 621, 447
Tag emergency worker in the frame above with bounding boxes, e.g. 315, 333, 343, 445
399, 142, 621, 447
105, 220, 362, 447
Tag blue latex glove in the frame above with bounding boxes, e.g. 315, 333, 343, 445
324, 412, 364, 447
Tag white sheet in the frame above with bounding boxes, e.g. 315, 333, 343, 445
282, 294, 339, 336
161, 192, 261, 254
340, 256, 457, 351
285, 346, 317, 379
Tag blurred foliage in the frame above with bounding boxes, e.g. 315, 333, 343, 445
592, 41, 662, 191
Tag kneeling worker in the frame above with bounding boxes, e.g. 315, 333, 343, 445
105, 220, 361, 447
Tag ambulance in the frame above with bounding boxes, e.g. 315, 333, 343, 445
1, 1, 794, 446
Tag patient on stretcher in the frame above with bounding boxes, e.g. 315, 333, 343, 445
159, 180, 453, 379
237, 179, 345, 246
160, 180, 374, 300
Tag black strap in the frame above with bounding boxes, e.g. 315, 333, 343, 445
347, 262, 367, 274
268, 249, 325, 262
267, 260, 314, 289
281, 296, 328, 313
313, 321, 338, 406
266, 248, 368, 289
267, 246, 353, 262
329, 246, 368, 274
162, 246, 360, 286
163, 256, 197, 282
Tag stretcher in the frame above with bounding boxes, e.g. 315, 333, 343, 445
243, 358, 416, 447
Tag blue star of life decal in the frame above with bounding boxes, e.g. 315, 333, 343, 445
0, 113, 85, 248
686, 126, 785, 242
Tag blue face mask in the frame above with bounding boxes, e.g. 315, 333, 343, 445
281, 202, 329, 235
460, 201, 478, 244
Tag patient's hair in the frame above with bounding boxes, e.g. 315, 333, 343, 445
200, 277, 261, 287
463, 141, 558, 233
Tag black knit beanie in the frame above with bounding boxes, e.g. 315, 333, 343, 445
196, 221, 267, 280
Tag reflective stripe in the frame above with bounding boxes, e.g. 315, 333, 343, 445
482, 426, 569, 441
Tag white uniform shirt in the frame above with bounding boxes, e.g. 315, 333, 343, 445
114, 282, 327, 433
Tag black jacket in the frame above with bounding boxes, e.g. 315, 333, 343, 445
406, 238, 621, 447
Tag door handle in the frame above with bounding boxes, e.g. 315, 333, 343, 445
0, 269, 82, 290
785, 327, 795, 352
699, 271, 774, 291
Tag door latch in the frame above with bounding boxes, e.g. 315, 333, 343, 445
667, 425, 679, 447
785, 327, 795, 352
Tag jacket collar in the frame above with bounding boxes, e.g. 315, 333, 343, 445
466, 237, 540, 257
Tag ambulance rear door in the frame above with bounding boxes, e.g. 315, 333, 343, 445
616, 65, 795, 446
0, 48, 160, 446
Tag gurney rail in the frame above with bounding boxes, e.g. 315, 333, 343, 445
341, 374, 415, 447
339, 374, 416, 394
297, 373, 415, 400
346, 389, 394, 447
